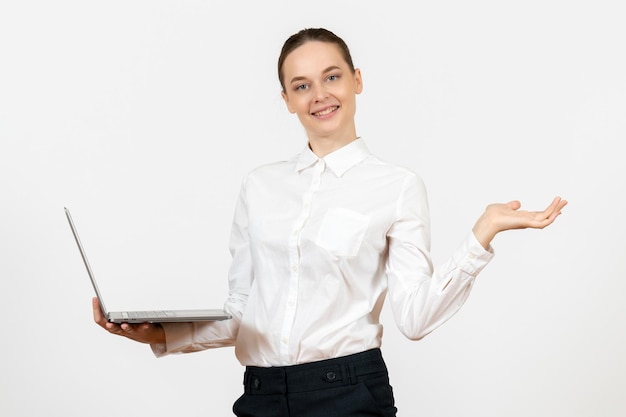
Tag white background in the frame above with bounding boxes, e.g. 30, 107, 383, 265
1, 1, 624, 416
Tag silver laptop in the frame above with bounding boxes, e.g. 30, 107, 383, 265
65, 207, 232, 323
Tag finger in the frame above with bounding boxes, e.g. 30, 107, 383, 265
93, 305, 123, 334
535, 198, 566, 227
120, 322, 152, 336
546, 197, 568, 222
120, 323, 144, 335
117, 322, 156, 343
548, 196, 566, 213
534, 197, 560, 221
105, 321, 123, 334
92, 297, 108, 326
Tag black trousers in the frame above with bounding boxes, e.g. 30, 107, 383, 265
233, 348, 398, 417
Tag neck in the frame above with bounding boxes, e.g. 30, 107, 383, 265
308, 134, 358, 158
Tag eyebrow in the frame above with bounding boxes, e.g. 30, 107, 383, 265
288, 65, 342, 85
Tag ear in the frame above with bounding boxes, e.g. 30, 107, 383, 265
354, 68, 363, 95
281, 90, 296, 114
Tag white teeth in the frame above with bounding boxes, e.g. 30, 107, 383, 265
314, 107, 337, 116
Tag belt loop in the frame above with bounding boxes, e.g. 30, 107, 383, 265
342, 362, 358, 386
350, 362, 357, 385
243, 369, 250, 392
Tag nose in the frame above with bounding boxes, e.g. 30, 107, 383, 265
311, 82, 329, 102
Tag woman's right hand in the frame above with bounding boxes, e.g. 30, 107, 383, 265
92, 297, 166, 345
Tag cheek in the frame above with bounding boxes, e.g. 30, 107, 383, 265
338, 92, 357, 110
292, 98, 311, 115
283, 90, 301, 110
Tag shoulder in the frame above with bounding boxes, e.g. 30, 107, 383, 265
362, 153, 427, 190
240, 153, 300, 185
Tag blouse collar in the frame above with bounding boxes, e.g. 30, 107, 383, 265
295, 138, 370, 177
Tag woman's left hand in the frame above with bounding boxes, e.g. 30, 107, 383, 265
472, 196, 568, 249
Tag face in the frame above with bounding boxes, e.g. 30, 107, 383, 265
280, 41, 363, 144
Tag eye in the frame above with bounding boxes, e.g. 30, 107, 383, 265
294, 83, 309, 92
327, 74, 340, 82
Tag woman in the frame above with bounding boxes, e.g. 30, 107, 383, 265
93, 28, 567, 416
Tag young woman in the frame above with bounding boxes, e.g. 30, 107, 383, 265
93, 28, 567, 416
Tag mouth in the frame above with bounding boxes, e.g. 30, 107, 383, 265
312, 106, 339, 117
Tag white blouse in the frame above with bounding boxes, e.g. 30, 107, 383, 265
152, 138, 494, 366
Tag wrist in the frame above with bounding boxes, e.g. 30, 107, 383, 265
472, 216, 497, 250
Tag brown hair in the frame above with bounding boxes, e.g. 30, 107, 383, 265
277, 28, 355, 92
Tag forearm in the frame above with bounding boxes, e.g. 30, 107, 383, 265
151, 318, 239, 358
388, 231, 494, 340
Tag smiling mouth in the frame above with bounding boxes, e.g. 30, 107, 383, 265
312, 106, 339, 117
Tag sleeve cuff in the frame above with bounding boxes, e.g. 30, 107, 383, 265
149, 322, 194, 358
452, 231, 495, 276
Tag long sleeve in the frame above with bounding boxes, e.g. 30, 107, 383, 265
151, 179, 253, 357
385, 174, 494, 341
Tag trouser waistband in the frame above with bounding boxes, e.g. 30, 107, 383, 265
242, 348, 388, 395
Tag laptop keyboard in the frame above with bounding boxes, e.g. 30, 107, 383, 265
125, 311, 174, 318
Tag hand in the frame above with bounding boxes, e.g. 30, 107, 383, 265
92, 297, 166, 344
472, 196, 568, 249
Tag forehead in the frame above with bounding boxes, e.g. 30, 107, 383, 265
282, 41, 347, 79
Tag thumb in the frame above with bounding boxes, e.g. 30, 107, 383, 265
506, 200, 522, 211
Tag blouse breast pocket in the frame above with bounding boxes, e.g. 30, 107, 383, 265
315, 207, 371, 257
